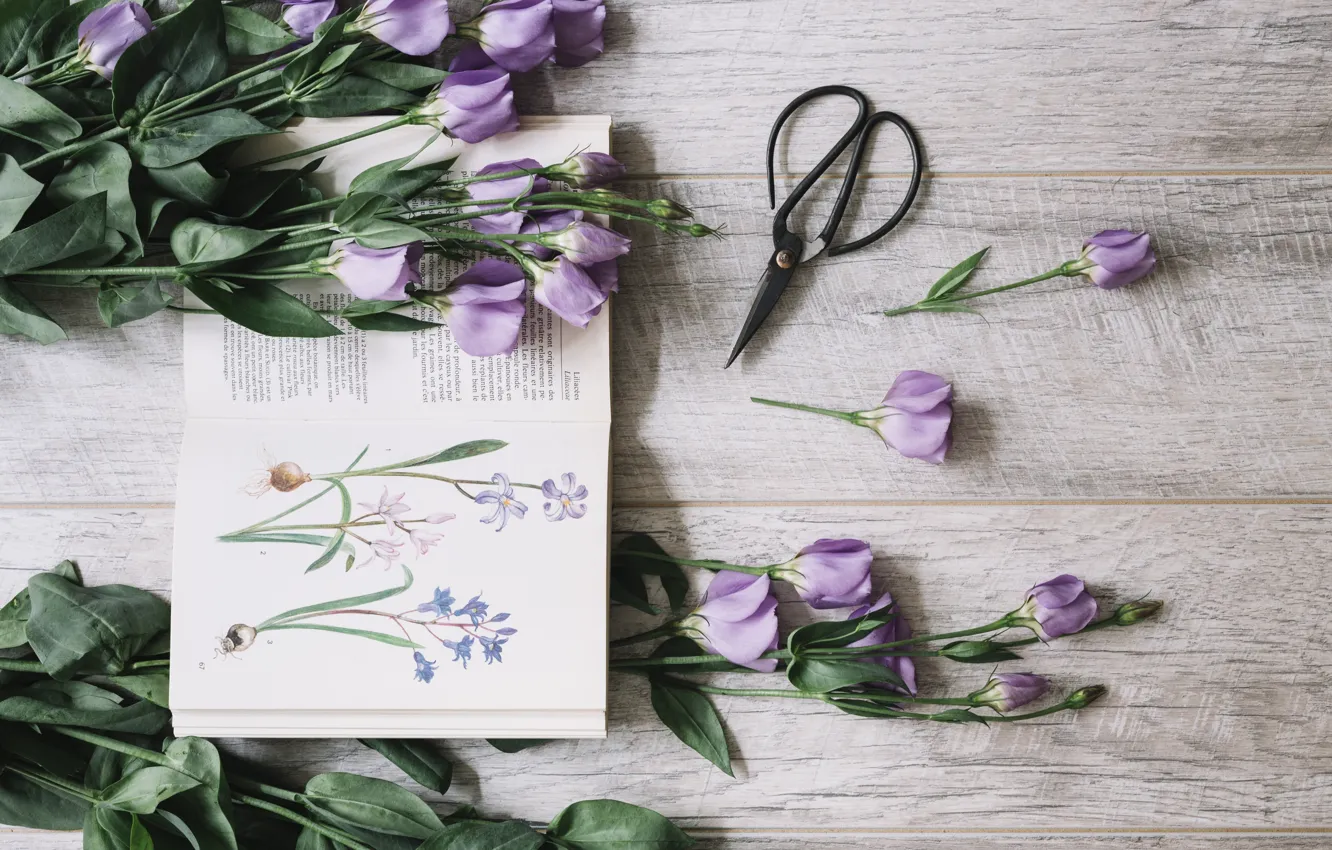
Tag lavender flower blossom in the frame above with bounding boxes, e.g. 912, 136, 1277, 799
855, 370, 953, 464
467, 158, 548, 234
358, 538, 404, 570
350, 0, 454, 55
412, 651, 438, 683
547, 151, 624, 188
359, 487, 411, 534
475, 473, 527, 530
419, 259, 528, 357
408, 527, 443, 555
417, 587, 455, 617
524, 255, 608, 328
675, 571, 779, 672
845, 592, 917, 694
76, 1, 154, 79
1009, 574, 1098, 639
425, 512, 455, 524
542, 472, 588, 520
771, 538, 873, 609
585, 259, 619, 295
459, 0, 554, 72
1076, 229, 1157, 290
442, 635, 474, 667
321, 240, 423, 301
282, 0, 336, 39
479, 635, 507, 664
456, 594, 489, 624
969, 672, 1050, 712
541, 221, 631, 266
417, 53, 518, 143
551, 0, 605, 67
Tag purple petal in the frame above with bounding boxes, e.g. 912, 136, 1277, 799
1035, 590, 1098, 638
359, 0, 454, 55
846, 592, 917, 694
541, 479, 561, 498
472, 0, 554, 72
448, 257, 527, 298
284, 0, 337, 38
698, 571, 772, 621
332, 240, 423, 301
1083, 230, 1152, 273
790, 538, 873, 609
882, 370, 953, 413
584, 259, 619, 295
874, 405, 952, 464
549, 222, 631, 265
700, 595, 778, 670
532, 257, 607, 327
1086, 255, 1156, 290
449, 43, 496, 72
551, 0, 604, 66
447, 300, 525, 356
438, 69, 518, 143
1028, 574, 1086, 608
469, 159, 548, 203
78, 1, 154, 78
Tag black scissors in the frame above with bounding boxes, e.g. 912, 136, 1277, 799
725, 85, 923, 368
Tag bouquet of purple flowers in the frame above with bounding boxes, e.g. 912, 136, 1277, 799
0, 0, 714, 351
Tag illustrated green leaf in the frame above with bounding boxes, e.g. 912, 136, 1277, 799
0, 74, 81, 150
785, 658, 903, 694
146, 161, 229, 209
48, 141, 142, 261
547, 800, 694, 850
99, 764, 202, 815
419, 820, 544, 850
184, 279, 342, 338
0, 153, 42, 238
258, 565, 414, 628
0, 692, 169, 733
649, 680, 732, 776
112, 0, 227, 121
344, 312, 441, 332
485, 739, 551, 754
106, 673, 170, 708
133, 109, 279, 169
24, 571, 169, 679
223, 6, 297, 55
0, 191, 106, 275
97, 280, 173, 329
301, 772, 444, 839
0, 769, 90, 830
261, 623, 423, 648
398, 439, 508, 468
925, 247, 989, 300
359, 739, 453, 794
0, 279, 65, 344
613, 534, 688, 613
294, 76, 417, 118
171, 219, 281, 268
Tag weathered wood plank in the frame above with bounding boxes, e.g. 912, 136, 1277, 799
3, 176, 1330, 502
1, 505, 1328, 829
515, 0, 1332, 174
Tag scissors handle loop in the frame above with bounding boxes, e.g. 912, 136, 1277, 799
827, 110, 923, 257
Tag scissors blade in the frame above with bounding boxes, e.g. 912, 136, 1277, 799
725, 253, 798, 369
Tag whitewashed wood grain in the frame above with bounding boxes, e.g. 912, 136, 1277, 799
511, 0, 1332, 174
1, 505, 1328, 830
4, 176, 1331, 502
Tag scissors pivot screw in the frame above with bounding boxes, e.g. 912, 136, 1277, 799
776, 249, 796, 269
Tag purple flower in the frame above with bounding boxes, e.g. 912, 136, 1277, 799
456, 594, 489, 624
547, 152, 624, 188
677, 571, 779, 672
412, 651, 438, 683
1010, 574, 1098, 639
969, 673, 1050, 712
542, 472, 588, 521
541, 221, 631, 266
845, 592, 917, 695
1077, 229, 1156, 290
771, 538, 873, 610
417, 587, 455, 617
408, 527, 443, 555
357, 537, 404, 570
323, 240, 423, 301
459, 0, 554, 72
358, 487, 411, 534
77, 1, 153, 79
855, 370, 953, 464
467, 158, 548, 234
442, 635, 473, 667
352, 0, 454, 55
282, 0, 336, 39
512, 209, 583, 260
420, 258, 528, 357
525, 255, 608, 328
585, 259, 618, 295
475, 473, 528, 530
479, 635, 507, 664
551, 0, 604, 67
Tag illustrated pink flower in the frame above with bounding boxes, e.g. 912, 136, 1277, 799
358, 538, 404, 570
408, 527, 443, 555
359, 487, 411, 534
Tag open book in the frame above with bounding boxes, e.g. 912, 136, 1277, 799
169, 117, 612, 739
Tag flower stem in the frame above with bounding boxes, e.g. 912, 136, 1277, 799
49, 727, 174, 768
22, 126, 131, 170
2, 763, 99, 803
233, 793, 376, 850
229, 775, 303, 804
613, 547, 772, 576
241, 114, 416, 171
810, 617, 1013, 657
750, 397, 860, 424
608, 623, 679, 648
145, 50, 300, 125
21, 265, 178, 277
883, 263, 1083, 316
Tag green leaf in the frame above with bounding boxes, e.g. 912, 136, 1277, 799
344, 219, 433, 250
158, 737, 239, 850
294, 76, 415, 119
106, 673, 170, 707
344, 312, 441, 332
785, 604, 897, 653
0, 279, 65, 344
925, 247, 989, 300
99, 765, 202, 815
134, 109, 279, 170
546, 800, 694, 850
26, 679, 124, 710
927, 708, 989, 724
112, 0, 227, 121
262, 623, 422, 648
0, 153, 42, 238
184, 279, 342, 338
220, 531, 343, 548
613, 534, 688, 613
350, 156, 457, 208
24, 571, 168, 679
171, 219, 281, 268
485, 739, 551, 754
340, 298, 411, 318
0, 74, 81, 150
0, 0, 54, 76
215, 158, 322, 223
0, 692, 169, 733
129, 813, 154, 850
87, 747, 148, 792
281, 12, 352, 92
358, 739, 453, 794
48, 141, 142, 261
0, 769, 90, 830
258, 565, 413, 628
146, 161, 229, 209
785, 658, 903, 694
301, 772, 444, 839
304, 530, 348, 573
649, 680, 732, 776
0, 579, 32, 648
608, 569, 655, 615
97, 280, 173, 329
419, 820, 543, 850
355, 61, 448, 91
223, 6, 297, 55
0, 720, 89, 778
938, 640, 1022, 664
398, 439, 508, 469
0, 191, 106, 275
296, 827, 335, 850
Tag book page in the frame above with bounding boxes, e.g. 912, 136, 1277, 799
183, 117, 612, 423
169, 418, 609, 722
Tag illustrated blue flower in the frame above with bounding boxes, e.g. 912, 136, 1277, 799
542, 472, 589, 521
475, 473, 528, 531
479, 635, 508, 665
442, 635, 474, 668
412, 651, 438, 683
416, 587, 455, 617
456, 594, 489, 625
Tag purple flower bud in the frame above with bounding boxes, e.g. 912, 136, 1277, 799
516, 209, 584, 259
1010, 574, 1098, 639
547, 152, 625, 189
1077, 229, 1156, 290
421, 66, 518, 144
283, 0, 338, 39
350, 0, 454, 55
525, 255, 607, 328
551, 0, 604, 67
459, 0, 554, 72
854, 370, 953, 464
322, 240, 423, 301
541, 221, 631, 265
676, 571, 778, 672
77, 1, 153, 79
419, 258, 528, 356
771, 538, 872, 610
584, 258, 618, 295
969, 672, 1050, 712
845, 592, 917, 694
467, 158, 548, 234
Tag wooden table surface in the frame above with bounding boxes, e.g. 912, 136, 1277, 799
4, 1, 1331, 846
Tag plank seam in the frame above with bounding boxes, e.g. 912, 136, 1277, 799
7, 499, 1332, 511
628, 169, 1332, 181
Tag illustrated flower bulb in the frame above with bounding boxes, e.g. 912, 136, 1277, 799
246, 461, 312, 496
